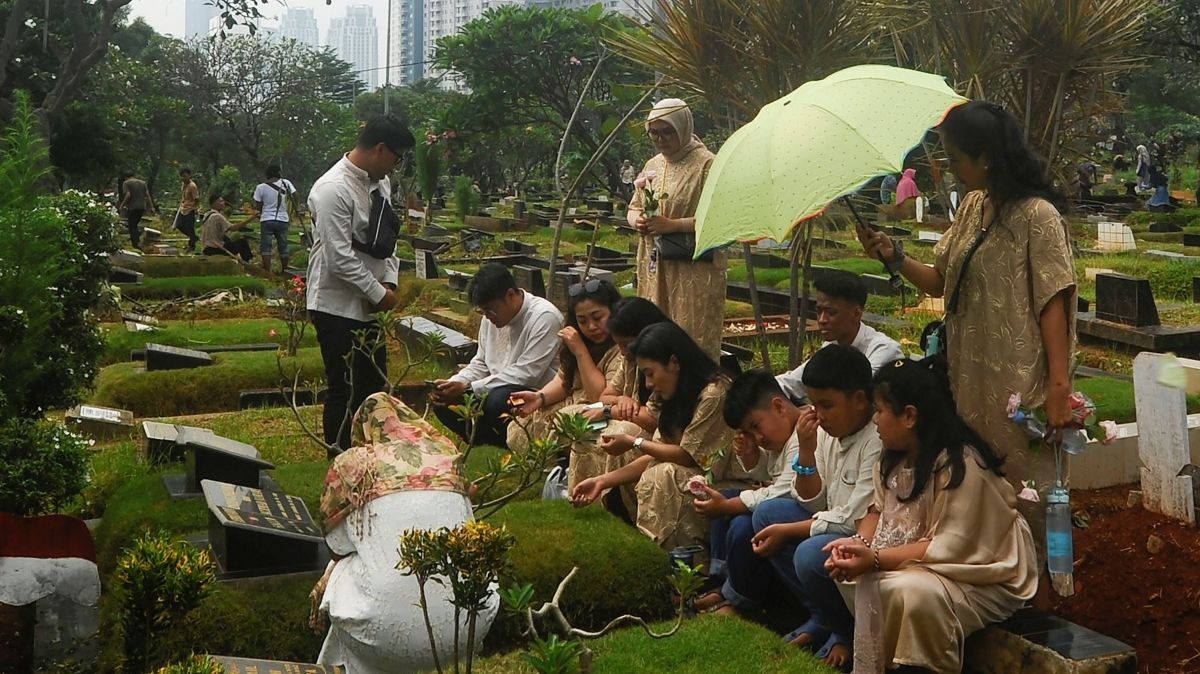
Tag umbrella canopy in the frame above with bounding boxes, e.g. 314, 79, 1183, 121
693, 65, 967, 257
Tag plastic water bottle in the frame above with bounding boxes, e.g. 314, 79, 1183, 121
1046, 485, 1075, 591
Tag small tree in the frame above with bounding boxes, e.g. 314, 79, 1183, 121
453, 175, 480, 223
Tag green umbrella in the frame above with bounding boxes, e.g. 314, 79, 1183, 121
693, 65, 967, 257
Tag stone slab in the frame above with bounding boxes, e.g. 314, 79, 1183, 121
1134, 352, 1197, 525
415, 249, 439, 280
396, 315, 477, 364
200, 480, 323, 578
208, 656, 341, 674
109, 266, 143, 284
503, 239, 537, 255
144, 343, 214, 370
132, 343, 277, 361
512, 265, 547, 298
1077, 312, 1200, 355
142, 421, 216, 466
965, 608, 1135, 674
1148, 222, 1183, 233
175, 429, 273, 496
64, 405, 135, 441
1094, 273, 1159, 327
1185, 233, 1200, 248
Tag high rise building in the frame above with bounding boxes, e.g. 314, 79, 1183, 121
279, 8, 321, 50
526, 0, 639, 17
387, 0, 425, 87
184, 0, 218, 39
328, 5, 380, 90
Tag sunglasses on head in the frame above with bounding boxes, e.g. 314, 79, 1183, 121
568, 278, 602, 297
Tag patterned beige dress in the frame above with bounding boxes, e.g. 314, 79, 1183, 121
635, 380, 756, 550
933, 191, 1076, 552
852, 450, 1038, 673
630, 144, 728, 358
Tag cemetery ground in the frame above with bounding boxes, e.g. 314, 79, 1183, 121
67, 199, 1200, 672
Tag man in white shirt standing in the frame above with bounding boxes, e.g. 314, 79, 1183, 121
307, 116, 415, 457
253, 164, 300, 274
432, 263, 563, 447
776, 274, 903, 401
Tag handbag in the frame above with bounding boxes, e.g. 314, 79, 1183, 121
351, 188, 400, 260
654, 232, 715, 262
922, 219, 993, 357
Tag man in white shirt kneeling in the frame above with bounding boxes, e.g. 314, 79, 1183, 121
432, 263, 563, 447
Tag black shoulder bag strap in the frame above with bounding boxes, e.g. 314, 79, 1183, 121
945, 200, 1004, 315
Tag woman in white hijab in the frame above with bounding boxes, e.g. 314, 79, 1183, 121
626, 98, 726, 358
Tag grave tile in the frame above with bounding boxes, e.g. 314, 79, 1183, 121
550, 270, 582, 309
444, 269, 472, 291
124, 321, 156, 332
396, 316, 477, 364
512, 265, 546, 298
1095, 273, 1159, 327
410, 235, 450, 251
143, 227, 162, 242
861, 273, 902, 297
588, 244, 625, 260
172, 429, 274, 496
422, 223, 450, 237
503, 239, 537, 255
1148, 222, 1183, 233
144, 343, 215, 370
201, 479, 322, 577
142, 421, 216, 466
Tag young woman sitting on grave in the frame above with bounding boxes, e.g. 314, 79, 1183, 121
558, 296, 671, 521
507, 278, 638, 457
570, 321, 756, 551
823, 358, 1037, 674
312, 391, 497, 674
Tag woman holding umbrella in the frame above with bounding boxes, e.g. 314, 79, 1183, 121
858, 100, 1076, 603
627, 98, 727, 358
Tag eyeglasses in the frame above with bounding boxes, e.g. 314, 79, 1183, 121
569, 278, 602, 297
383, 143, 410, 167
647, 127, 676, 141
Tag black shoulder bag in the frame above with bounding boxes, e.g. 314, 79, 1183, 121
351, 188, 400, 259
921, 222, 993, 357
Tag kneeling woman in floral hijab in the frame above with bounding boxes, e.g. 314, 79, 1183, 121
313, 392, 498, 673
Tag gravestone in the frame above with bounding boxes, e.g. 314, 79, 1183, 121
550, 270, 582, 309
1194, 277, 1200, 304
163, 428, 274, 498
444, 269, 472, 292
131, 343, 277, 362
1184, 234, 1200, 248
410, 235, 450, 251
142, 421, 216, 466
143, 227, 162, 242
1146, 249, 1194, 261
124, 321, 155, 332
588, 244, 625, 260
514, 200, 526, 220
861, 273, 902, 297
1096, 222, 1137, 251
283, 266, 306, 279
749, 251, 789, 269
1095, 273, 1159, 327
120, 312, 159, 327
111, 249, 143, 268
65, 405, 134, 441
415, 249, 439, 280
884, 225, 912, 237
201, 480, 323, 577
916, 231, 943, 244
1149, 222, 1183, 233
208, 657, 339, 674
512, 265, 547, 298
422, 223, 450, 238
1132, 352, 1197, 525
109, 267, 143, 284
503, 239, 537, 255
144, 343, 214, 370
396, 316, 478, 364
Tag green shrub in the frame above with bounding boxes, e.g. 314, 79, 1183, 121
118, 275, 268, 301
114, 531, 216, 671
487, 501, 671, 647
415, 133, 440, 208
93, 474, 208, 575
0, 419, 92, 516
455, 175, 481, 223
154, 655, 225, 674
211, 165, 246, 208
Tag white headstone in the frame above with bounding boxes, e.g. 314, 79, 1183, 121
1096, 222, 1137, 252
1133, 352, 1196, 525
78, 406, 123, 423
915, 195, 926, 223
916, 231, 943, 243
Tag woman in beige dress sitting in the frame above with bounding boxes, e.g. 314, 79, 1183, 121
824, 358, 1037, 674
571, 322, 754, 551
507, 279, 635, 464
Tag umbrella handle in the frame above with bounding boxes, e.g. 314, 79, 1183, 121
842, 197, 904, 290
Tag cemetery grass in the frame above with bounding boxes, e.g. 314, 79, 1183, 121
1051, 484, 1200, 674
475, 614, 836, 673
100, 317, 318, 366
1075, 253, 1199, 305
138, 254, 244, 278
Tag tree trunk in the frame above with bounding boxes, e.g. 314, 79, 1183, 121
795, 220, 815, 367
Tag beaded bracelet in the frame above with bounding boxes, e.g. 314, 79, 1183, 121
791, 455, 817, 476
852, 533, 872, 547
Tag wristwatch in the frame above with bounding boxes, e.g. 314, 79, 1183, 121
889, 239, 907, 265
633, 436, 645, 450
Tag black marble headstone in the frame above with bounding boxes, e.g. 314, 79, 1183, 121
208, 656, 340, 674
1185, 234, 1200, 248
410, 235, 450, 251
860, 273, 902, 297
513, 265, 547, 298
503, 239, 537, 255
588, 244, 625, 260
514, 200, 526, 220
110, 267, 143, 284
1095, 273, 1159, 327
178, 429, 274, 494
445, 269, 472, 292
884, 225, 912, 237
142, 420, 207, 466
415, 249, 439, 280
550, 271, 582, 309
144, 343, 214, 370
396, 316, 478, 363
1149, 222, 1183, 233
1193, 276, 1200, 304
422, 223, 450, 238
201, 480, 322, 577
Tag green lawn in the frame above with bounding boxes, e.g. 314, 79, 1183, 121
119, 274, 269, 301
100, 317, 316, 366
137, 255, 244, 278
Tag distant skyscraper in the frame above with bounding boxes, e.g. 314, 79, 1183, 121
388, 0, 425, 87
184, 0, 218, 39
279, 8, 321, 49
328, 5, 380, 90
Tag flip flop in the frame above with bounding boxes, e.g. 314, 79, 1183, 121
815, 632, 853, 672
783, 617, 829, 650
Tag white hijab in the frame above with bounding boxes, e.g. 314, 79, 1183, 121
646, 98, 702, 163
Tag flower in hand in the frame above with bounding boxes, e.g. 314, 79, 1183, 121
692, 485, 729, 517
635, 170, 667, 217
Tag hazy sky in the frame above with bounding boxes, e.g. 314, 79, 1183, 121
128, 0, 392, 66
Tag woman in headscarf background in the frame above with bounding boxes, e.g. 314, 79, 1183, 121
1135, 144, 1152, 190
626, 98, 726, 358
894, 168, 921, 206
